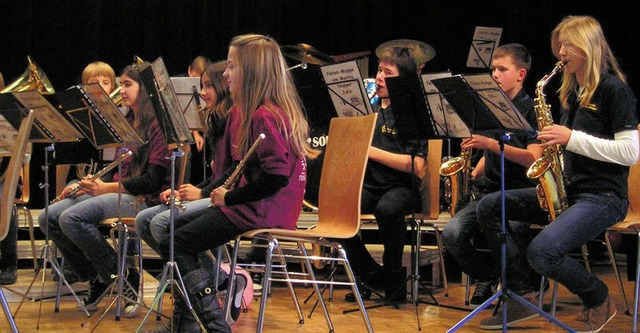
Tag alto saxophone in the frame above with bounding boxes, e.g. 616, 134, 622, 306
50, 151, 133, 204
526, 61, 569, 221
439, 148, 473, 216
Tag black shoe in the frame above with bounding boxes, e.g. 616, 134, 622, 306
0, 268, 17, 285
384, 266, 407, 302
228, 274, 248, 325
123, 267, 140, 317
345, 282, 372, 303
469, 279, 498, 309
83, 278, 110, 310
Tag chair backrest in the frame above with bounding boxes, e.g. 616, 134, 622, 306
315, 113, 377, 237
14, 164, 30, 205
418, 139, 443, 220
177, 144, 191, 187
624, 124, 640, 222
1, 111, 34, 240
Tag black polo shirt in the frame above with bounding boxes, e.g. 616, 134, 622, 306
561, 71, 638, 200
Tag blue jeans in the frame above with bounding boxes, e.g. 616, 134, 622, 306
527, 191, 628, 307
476, 188, 549, 294
136, 198, 215, 269
39, 193, 147, 283
442, 199, 495, 282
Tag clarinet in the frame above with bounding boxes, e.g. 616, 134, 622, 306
50, 151, 133, 204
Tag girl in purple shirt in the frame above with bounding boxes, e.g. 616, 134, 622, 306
157, 34, 318, 332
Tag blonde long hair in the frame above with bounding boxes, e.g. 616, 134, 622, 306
228, 34, 318, 159
551, 15, 626, 110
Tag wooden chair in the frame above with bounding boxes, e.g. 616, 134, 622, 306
224, 113, 378, 332
1, 110, 35, 333
603, 126, 640, 332
14, 163, 39, 269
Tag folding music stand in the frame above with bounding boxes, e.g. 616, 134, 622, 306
171, 77, 207, 182
0, 90, 90, 328
136, 57, 198, 332
430, 74, 575, 332
0, 109, 34, 333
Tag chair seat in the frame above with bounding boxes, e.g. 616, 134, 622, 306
242, 225, 359, 240
100, 217, 136, 228
607, 220, 640, 232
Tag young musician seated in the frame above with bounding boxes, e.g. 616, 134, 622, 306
38, 64, 171, 317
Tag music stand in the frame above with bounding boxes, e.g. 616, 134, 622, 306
136, 57, 199, 332
171, 77, 207, 182
430, 74, 575, 332
0, 109, 34, 333
0, 90, 91, 327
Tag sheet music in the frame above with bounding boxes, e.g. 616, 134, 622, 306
466, 26, 503, 68
464, 73, 531, 131
422, 72, 471, 138
82, 83, 145, 146
12, 91, 83, 143
320, 60, 373, 117
140, 57, 193, 147
171, 77, 203, 130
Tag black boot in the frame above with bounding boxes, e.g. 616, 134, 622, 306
385, 266, 407, 302
184, 268, 232, 333
142, 294, 202, 333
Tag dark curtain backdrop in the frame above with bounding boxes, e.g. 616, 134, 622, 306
0, 0, 638, 207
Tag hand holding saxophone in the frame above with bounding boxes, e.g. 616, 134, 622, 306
461, 135, 496, 151
536, 124, 572, 147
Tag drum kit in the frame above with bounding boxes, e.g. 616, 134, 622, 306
281, 39, 436, 211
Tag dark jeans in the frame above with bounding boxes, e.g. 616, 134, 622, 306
442, 199, 495, 282
476, 188, 548, 294
527, 191, 628, 308
341, 185, 420, 276
159, 206, 243, 276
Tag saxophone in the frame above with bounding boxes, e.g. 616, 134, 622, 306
439, 148, 473, 216
526, 61, 569, 222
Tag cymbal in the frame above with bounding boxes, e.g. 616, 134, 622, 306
281, 43, 335, 66
375, 39, 436, 64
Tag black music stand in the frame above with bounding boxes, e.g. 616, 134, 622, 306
430, 74, 575, 332
0, 90, 91, 327
171, 77, 208, 182
136, 57, 199, 332
0, 109, 35, 333
55, 83, 145, 327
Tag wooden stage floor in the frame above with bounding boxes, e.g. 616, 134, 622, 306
0, 262, 636, 332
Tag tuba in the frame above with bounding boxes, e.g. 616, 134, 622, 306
439, 148, 473, 216
1, 56, 55, 95
1, 56, 54, 181
526, 61, 568, 222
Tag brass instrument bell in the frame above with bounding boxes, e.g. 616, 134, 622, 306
1, 56, 55, 95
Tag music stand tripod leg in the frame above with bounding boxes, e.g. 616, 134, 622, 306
12, 144, 91, 327
136, 149, 206, 332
